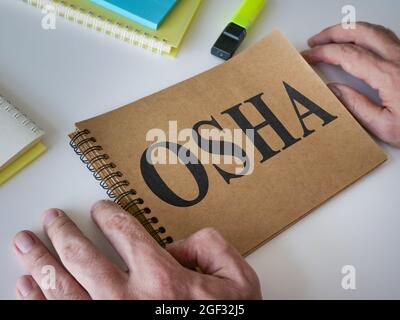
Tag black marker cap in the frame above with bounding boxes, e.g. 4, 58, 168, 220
211, 22, 247, 61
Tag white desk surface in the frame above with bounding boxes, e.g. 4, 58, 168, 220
1, 0, 399, 300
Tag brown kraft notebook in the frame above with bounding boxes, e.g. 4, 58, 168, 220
69, 30, 387, 256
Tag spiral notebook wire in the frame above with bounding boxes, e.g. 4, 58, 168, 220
70, 129, 173, 247
0, 96, 44, 135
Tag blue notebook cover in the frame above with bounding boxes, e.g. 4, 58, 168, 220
90, 0, 178, 30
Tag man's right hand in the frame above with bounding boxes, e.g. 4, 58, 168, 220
13, 201, 262, 300
303, 22, 400, 148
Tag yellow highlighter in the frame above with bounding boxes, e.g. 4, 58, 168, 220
211, 0, 266, 60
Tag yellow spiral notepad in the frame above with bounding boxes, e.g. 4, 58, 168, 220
23, 0, 202, 56
0, 96, 46, 185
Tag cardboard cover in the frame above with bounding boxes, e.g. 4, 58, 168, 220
72, 30, 386, 255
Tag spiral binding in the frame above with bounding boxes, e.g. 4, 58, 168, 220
0, 96, 44, 135
70, 129, 173, 247
24, 0, 172, 55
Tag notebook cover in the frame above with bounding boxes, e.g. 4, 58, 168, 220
90, 0, 178, 30
71, 30, 387, 255
26, 0, 201, 56
0, 143, 47, 185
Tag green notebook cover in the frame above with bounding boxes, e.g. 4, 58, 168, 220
24, 0, 202, 56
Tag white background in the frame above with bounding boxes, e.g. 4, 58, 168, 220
1, 0, 399, 299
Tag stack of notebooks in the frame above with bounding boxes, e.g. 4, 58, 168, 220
0, 96, 46, 185
23, 0, 202, 56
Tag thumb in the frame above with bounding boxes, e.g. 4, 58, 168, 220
166, 228, 253, 280
328, 83, 389, 139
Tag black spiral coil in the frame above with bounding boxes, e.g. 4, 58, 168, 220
70, 129, 173, 247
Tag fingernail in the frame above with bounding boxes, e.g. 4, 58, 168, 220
329, 85, 342, 98
43, 209, 61, 227
91, 200, 112, 213
14, 232, 35, 254
17, 277, 33, 297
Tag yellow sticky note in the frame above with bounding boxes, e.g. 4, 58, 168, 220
0, 143, 47, 185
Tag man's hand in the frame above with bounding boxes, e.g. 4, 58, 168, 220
303, 22, 400, 148
12, 200, 262, 300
